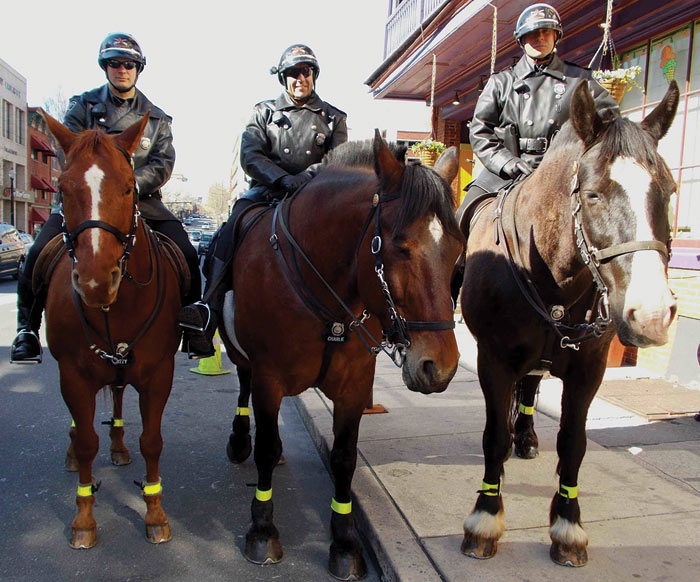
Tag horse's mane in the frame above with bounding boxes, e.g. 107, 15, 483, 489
324, 140, 461, 240
551, 114, 664, 174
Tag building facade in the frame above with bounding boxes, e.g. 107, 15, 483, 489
1, 57, 30, 232
367, 0, 700, 382
27, 107, 57, 235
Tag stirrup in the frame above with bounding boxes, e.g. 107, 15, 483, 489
10, 330, 43, 365
179, 301, 211, 333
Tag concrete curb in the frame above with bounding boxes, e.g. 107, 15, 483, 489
294, 389, 443, 582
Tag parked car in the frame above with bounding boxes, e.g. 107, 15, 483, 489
19, 232, 34, 252
0, 223, 26, 279
198, 232, 214, 256
188, 229, 202, 243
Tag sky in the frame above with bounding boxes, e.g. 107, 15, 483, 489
2, 0, 430, 199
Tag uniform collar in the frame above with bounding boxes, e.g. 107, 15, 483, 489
274, 91, 324, 112
514, 53, 566, 81
96, 84, 150, 115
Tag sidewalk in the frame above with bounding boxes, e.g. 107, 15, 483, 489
295, 319, 700, 582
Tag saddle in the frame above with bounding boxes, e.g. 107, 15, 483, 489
32, 229, 190, 301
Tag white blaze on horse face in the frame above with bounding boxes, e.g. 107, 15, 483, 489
84, 164, 106, 255
428, 215, 444, 245
610, 157, 672, 339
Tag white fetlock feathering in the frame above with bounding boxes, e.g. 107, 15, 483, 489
550, 516, 588, 547
464, 509, 505, 540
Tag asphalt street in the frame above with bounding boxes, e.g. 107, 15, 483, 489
0, 277, 381, 582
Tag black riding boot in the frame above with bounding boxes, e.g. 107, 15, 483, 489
179, 257, 228, 359
10, 271, 43, 364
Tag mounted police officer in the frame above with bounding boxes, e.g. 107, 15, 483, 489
10, 32, 207, 362
463, 3, 619, 206
179, 44, 348, 354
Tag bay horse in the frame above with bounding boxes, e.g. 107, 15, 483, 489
217, 132, 464, 579
42, 113, 182, 549
458, 80, 679, 566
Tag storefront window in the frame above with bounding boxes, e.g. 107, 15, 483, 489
619, 44, 647, 116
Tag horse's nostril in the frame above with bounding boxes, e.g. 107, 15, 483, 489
422, 359, 436, 382
110, 268, 121, 290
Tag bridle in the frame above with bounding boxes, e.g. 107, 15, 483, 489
60, 144, 165, 371
271, 190, 456, 367
61, 144, 139, 278
497, 145, 669, 350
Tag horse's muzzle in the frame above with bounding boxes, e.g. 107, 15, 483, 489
71, 266, 122, 307
402, 355, 458, 394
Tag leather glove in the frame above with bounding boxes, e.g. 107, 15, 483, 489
278, 173, 312, 193
502, 158, 533, 179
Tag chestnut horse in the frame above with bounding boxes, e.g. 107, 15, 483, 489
217, 133, 464, 579
42, 113, 182, 549
458, 81, 679, 566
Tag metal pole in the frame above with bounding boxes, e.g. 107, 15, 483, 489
9, 168, 16, 227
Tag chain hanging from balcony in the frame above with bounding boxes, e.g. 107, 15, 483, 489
489, 2, 497, 75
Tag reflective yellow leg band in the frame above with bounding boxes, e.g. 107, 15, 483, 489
143, 480, 162, 496
71, 419, 76, 428
331, 498, 352, 515
77, 483, 94, 497
518, 403, 534, 415
480, 481, 500, 496
559, 483, 578, 499
255, 488, 272, 502
236, 407, 250, 416
113, 418, 124, 428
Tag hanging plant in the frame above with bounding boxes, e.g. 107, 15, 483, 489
411, 138, 447, 167
593, 66, 644, 103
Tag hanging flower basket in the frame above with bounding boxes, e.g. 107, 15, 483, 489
599, 79, 628, 103
592, 66, 643, 104
411, 138, 446, 167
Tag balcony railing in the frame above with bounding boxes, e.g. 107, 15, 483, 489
385, 0, 446, 57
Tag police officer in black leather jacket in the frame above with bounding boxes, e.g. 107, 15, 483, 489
464, 3, 619, 202
179, 44, 347, 354
10, 33, 204, 362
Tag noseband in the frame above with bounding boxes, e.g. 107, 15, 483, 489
271, 191, 455, 367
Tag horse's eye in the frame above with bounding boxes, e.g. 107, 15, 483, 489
125, 187, 132, 196
584, 190, 600, 201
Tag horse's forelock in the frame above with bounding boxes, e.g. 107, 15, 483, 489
596, 117, 662, 174
65, 129, 108, 165
391, 163, 461, 241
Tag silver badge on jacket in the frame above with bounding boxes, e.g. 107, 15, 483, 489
140, 137, 151, 150
554, 83, 566, 95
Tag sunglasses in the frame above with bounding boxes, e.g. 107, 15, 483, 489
285, 65, 313, 79
106, 59, 137, 70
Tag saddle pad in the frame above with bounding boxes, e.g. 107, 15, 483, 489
154, 231, 190, 301
32, 234, 67, 295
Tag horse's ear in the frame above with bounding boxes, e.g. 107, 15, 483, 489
114, 112, 151, 156
373, 129, 403, 192
570, 80, 604, 147
641, 80, 679, 143
42, 111, 78, 156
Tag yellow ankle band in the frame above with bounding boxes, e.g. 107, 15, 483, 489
518, 403, 534, 415
113, 418, 124, 428
255, 488, 272, 502
331, 498, 352, 514
236, 407, 250, 416
559, 483, 578, 499
143, 480, 162, 496
77, 483, 94, 497
71, 419, 76, 428
481, 481, 500, 496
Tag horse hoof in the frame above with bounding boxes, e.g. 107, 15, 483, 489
329, 549, 368, 581
245, 535, 283, 565
146, 522, 172, 544
514, 445, 538, 459
461, 533, 498, 559
70, 527, 97, 549
65, 453, 79, 472
550, 542, 588, 567
111, 450, 131, 466
276, 454, 286, 466
226, 433, 252, 464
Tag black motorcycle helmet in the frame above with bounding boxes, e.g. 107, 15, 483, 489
514, 4, 563, 47
98, 32, 146, 73
270, 44, 320, 86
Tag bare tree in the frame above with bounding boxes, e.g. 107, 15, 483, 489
44, 87, 69, 121
206, 182, 231, 222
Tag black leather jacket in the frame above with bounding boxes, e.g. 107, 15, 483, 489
469, 54, 619, 192
63, 84, 176, 221
240, 91, 347, 193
